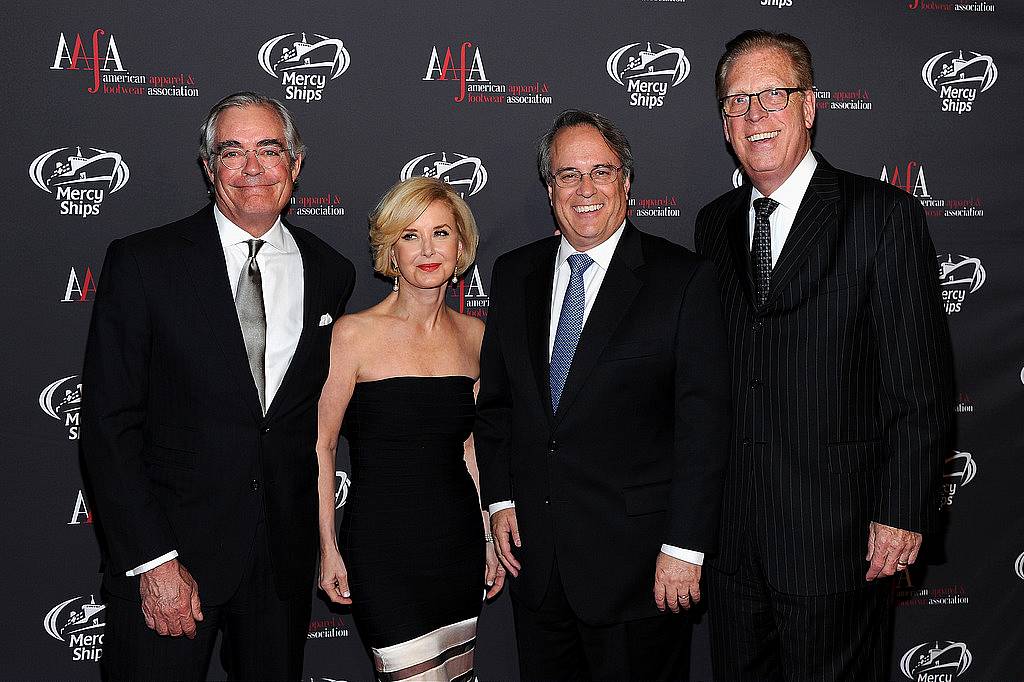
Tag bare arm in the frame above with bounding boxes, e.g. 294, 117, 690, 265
315, 317, 362, 604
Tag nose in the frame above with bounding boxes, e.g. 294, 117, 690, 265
242, 150, 264, 175
420, 235, 435, 256
576, 174, 597, 197
746, 95, 769, 122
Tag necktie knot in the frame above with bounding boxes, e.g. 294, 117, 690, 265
247, 239, 265, 259
753, 198, 779, 220
567, 252, 594, 276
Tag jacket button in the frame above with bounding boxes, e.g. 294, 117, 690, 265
251, 479, 259, 491
548, 439, 558, 451
750, 378, 762, 388
752, 321, 764, 331
544, 498, 550, 504
262, 427, 271, 434
742, 437, 752, 447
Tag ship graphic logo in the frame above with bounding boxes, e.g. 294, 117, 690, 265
400, 152, 488, 197
938, 255, 986, 293
900, 641, 972, 679
29, 146, 130, 194
335, 470, 351, 509
922, 51, 997, 93
732, 168, 745, 189
944, 451, 977, 486
606, 42, 689, 87
258, 32, 350, 80
43, 595, 106, 642
39, 375, 82, 422
1014, 551, 1024, 580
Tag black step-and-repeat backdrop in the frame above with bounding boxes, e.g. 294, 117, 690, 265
5, 1, 1023, 680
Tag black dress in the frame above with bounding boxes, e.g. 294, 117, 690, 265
339, 375, 484, 681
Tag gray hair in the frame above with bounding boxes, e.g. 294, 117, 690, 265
537, 109, 634, 183
715, 30, 814, 101
198, 91, 306, 167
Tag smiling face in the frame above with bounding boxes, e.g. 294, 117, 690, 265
392, 200, 462, 290
722, 47, 815, 196
546, 125, 630, 252
202, 105, 302, 236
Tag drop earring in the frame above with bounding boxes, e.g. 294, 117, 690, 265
393, 276, 399, 292
451, 269, 458, 285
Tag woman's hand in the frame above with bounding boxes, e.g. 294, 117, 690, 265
484, 539, 506, 600
319, 548, 353, 605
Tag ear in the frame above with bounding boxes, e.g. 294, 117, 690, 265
546, 181, 554, 205
622, 172, 630, 197
722, 113, 732, 144
290, 153, 303, 181
802, 90, 816, 130
202, 158, 214, 184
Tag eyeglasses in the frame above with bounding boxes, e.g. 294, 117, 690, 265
552, 164, 623, 188
215, 145, 292, 170
719, 87, 809, 117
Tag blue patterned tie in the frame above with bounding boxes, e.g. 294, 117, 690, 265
550, 253, 594, 412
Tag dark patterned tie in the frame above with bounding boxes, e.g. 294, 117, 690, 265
235, 239, 267, 412
752, 198, 779, 307
550, 253, 594, 413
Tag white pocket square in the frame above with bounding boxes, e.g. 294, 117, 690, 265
318, 313, 333, 327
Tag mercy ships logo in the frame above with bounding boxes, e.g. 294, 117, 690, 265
922, 50, 997, 114
258, 32, 350, 102
30, 146, 129, 217
44, 595, 105, 662
400, 152, 488, 198
606, 42, 689, 109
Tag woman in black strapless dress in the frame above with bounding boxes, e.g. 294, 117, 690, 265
315, 177, 503, 682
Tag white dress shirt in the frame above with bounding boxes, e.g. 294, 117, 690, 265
489, 222, 704, 565
748, 149, 817, 267
126, 206, 305, 577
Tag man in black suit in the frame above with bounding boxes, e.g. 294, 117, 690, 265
81, 92, 355, 680
694, 31, 953, 680
475, 110, 731, 680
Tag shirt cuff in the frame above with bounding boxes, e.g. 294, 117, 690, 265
660, 544, 704, 566
488, 500, 516, 516
125, 550, 179, 576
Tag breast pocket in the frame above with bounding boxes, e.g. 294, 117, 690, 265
810, 270, 860, 298
601, 341, 662, 362
147, 424, 200, 469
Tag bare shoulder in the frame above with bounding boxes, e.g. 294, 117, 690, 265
452, 312, 485, 345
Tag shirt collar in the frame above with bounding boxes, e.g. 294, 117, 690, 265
750, 149, 817, 211
556, 220, 627, 272
213, 204, 291, 253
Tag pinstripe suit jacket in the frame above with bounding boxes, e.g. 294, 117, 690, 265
694, 154, 953, 596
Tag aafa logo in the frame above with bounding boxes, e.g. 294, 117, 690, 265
40, 375, 82, 440
69, 490, 93, 525
922, 51, 997, 114
258, 32, 350, 102
423, 42, 488, 103
44, 595, 105, 661
30, 146, 129, 218
606, 42, 689, 109
51, 30, 125, 93
881, 162, 930, 198
446, 264, 489, 320
62, 266, 97, 302
401, 152, 488, 197
900, 641, 972, 680
937, 254, 985, 315
941, 450, 977, 508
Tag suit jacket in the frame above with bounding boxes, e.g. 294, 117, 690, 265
81, 205, 355, 604
475, 223, 731, 626
694, 154, 953, 596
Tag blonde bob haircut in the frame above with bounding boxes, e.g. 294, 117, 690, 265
370, 176, 479, 278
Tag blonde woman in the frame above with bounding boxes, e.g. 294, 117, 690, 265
315, 177, 503, 681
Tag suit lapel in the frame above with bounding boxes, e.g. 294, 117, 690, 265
766, 157, 840, 307
554, 224, 643, 423
176, 206, 264, 422
524, 240, 559, 424
264, 225, 322, 420
725, 186, 755, 306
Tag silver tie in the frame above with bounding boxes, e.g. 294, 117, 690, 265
235, 239, 267, 412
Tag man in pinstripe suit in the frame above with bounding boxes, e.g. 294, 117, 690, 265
694, 31, 953, 680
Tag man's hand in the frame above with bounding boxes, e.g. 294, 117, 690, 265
653, 552, 701, 612
484, 540, 507, 599
865, 521, 922, 580
490, 508, 522, 577
138, 559, 203, 638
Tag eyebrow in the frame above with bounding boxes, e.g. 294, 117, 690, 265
553, 164, 615, 173
214, 139, 285, 152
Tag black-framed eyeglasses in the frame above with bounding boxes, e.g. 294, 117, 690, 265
552, 164, 623, 188
719, 87, 810, 118
215, 145, 292, 170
